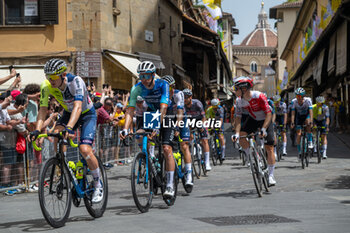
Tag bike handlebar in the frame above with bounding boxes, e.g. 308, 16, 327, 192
32, 132, 78, 151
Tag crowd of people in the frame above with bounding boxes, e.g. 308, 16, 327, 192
0, 66, 132, 196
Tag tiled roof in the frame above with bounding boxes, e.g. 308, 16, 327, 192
271, 0, 303, 9
240, 28, 277, 47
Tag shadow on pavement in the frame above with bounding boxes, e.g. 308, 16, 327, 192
106, 205, 141, 215
108, 175, 131, 181
197, 189, 262, 199
0, 215, 95, 232
324, 175, 350, 189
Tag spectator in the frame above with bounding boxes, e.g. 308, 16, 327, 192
113, 103, 125, 127
22, 83, 41, 191
0, 94, 22, 191
0, 67, 16, 86
7, 93, 28, 189
97, 97, 114, 125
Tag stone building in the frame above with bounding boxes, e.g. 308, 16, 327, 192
0, 0, 183, 92
232, 1, 277, 97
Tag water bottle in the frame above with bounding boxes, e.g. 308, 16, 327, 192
174, 152, 181, 166
68, 161, 76, 172
216, 138, 220, 147
76, 160, 83, 180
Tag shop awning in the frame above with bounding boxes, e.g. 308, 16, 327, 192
104, 51, 161, 79
136, 52, 165, 69
105, 52, 140, 78
0, 66, 45, 90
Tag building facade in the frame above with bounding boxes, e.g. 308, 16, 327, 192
232, 1, 277, 97
280, 0, 350, 122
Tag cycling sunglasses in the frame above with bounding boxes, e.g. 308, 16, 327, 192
46, 74, 61, 81
139, 74, 153, 80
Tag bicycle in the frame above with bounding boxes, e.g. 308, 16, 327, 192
189, 130, 206, 178
275, 124, 284, 162
232, 138, 245, 165
209, 129, 223, 166
129, 130, 178, 213
33, 132, 108, 228
174, 137, 194, 193
300, 125, 312, 169
240, 132, 269, 197
313, 126, 327, 164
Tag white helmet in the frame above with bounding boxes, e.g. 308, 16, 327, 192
137, 61, 156, 74
273, 95, 281, 102
211, 98, 220, 106
316, 96, 325, 104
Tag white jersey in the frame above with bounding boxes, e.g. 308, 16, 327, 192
291, 97, 313, 115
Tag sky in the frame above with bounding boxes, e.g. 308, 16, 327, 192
222, 0, 280, 45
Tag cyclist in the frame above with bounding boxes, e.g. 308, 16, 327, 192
290, 88, 313, 160
30, 58, 103, 203
231, 76, 276, 185
206, 98, 226, 161
288, 100, 296, 147
273, 94, 288, 156
134, 96, 150, 150
162, 76, 192, 187
312, 96, 330, 159
183, 88, 211, 171
120, 61, 176, 198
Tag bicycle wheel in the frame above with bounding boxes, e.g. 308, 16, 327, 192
181, 153, 193, 193
317, 131, 322, 164
249, 149, 263, 197
301, 136, 305, 169
240, 149, 246, 166
130, 152, 153, 213
38, 157, 72, 228
210, 137, 217, 166
162, 159, 178, 206
191, 142, 201, 178
84, 156, 108, 218
276, 136, 281, 162
258, 148, 269, 192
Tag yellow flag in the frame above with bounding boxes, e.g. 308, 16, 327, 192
214, 0, 222, 7
203, 0, 214, 4
204, 3, 223, 20
332, 0, 341, 13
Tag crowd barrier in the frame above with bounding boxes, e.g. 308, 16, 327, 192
0, 123, 138, 193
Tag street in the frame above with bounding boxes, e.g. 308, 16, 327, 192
0, 132, 350, 233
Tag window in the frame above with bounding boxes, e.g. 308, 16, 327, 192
0, 0, 58, 26
250, 61, 258, 73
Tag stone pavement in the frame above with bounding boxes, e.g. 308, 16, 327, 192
0, 132, 349, 233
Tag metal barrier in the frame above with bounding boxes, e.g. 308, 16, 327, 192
0, 124, 139, 194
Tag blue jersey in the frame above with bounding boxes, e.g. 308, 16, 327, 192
128, 79, 169, 111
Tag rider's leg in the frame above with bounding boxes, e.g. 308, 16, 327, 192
219, 133, 226, 159
296, 128, 302, 155
163, 144, 175, 189
264, 123, 276, 184
282, 131, 287, 155
239, 131, 249, 157
306, 118, 313, 147
201, 138, 211, 170
321, 133, 328, 158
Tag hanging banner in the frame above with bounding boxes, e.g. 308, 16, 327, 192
204, 3, 222, 20
336, 21, 347, 75
327, 34, 336, 73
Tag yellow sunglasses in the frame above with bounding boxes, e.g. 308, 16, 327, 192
46, 74, 61, 81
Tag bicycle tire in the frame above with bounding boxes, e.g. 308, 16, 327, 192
210, 137, 217, 166
161, 159, 178, 206
191, 142, 201, 178
249, 150, 263, 197
130, 152, 153, 213
240, 150, 246, 166
276, 136, 281, 162
181, 153, 193, 194
301, 136, 306, 169
258, 147, 269, 192
38, 157, 72, 228
317, 131, 321, 164
84, 156, 108, 218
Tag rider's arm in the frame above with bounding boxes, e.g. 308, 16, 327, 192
263, 112, 272, 129
160, 103, 167, 123
284, 113, 287, 126
35, 106, 48, 132
67, 100, 82, 129
291, 110, 295, 124
234, 116, 241, 134
309, 108, 313, 124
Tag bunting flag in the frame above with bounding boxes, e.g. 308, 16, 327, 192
332, 0, 341, 12
204, 2, 222, 20
217, 21, 224, 39
205, 14, 218, 32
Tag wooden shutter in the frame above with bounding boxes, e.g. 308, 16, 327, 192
40, 0, 58, 25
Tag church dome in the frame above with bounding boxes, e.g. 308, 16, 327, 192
240, 1, 277, 47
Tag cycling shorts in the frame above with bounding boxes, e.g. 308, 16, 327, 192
241, 115, 274, 146
275, 115, 285, 126
296, 114, 310, 130
313, 119, 328, 134
58, 107, 97, 146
